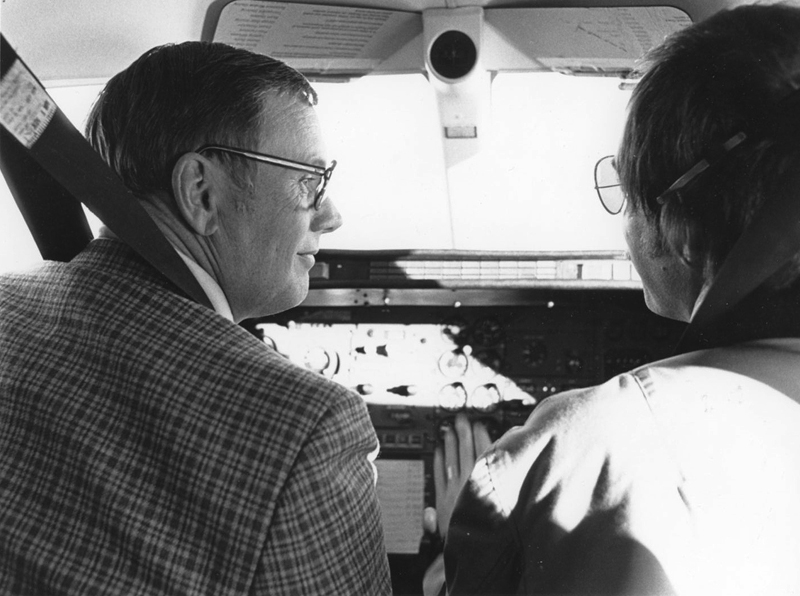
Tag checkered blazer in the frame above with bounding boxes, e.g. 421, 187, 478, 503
0, 239, 391, 595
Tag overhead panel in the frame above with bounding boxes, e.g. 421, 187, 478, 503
214, 3, 691, 78
213, 0, 424, 76
483, 7, 692, 75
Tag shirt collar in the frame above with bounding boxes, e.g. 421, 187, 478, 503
98, 226, 234, 322
170, 245, 234, 322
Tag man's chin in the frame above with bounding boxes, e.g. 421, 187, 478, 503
643, 289, 687, 322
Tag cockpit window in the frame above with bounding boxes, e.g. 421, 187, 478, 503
476, 72, 630, 252
315, 72, 631, 251
0, 72, 632, 272
313, 74, 453, 250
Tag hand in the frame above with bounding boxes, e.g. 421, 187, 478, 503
424, 413, 493, 539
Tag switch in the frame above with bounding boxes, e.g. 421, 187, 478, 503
356, 384, 374, 395
387, 385, 418, 397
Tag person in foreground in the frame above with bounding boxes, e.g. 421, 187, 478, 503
429, 4, 800, 595
0, 43, 391, 594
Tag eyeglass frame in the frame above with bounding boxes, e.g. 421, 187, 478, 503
196, 144, 337, 210
594, 130, 748, 216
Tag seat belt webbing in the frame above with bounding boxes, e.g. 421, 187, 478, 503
677, 154, 800, 353
0, 35, 213, 310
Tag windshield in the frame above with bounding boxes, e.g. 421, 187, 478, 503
314, 72, 630, 252
0, 72, 631, 272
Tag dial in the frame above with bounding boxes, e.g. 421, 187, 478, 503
522, 340, 548, 368
438, 349, 469, 377
303, 347, 338, 376
469, 383, 501, 412
438, 382, 468, 411
471, 317, 505, 347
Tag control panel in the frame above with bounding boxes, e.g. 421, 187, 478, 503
248, 287, 685, 594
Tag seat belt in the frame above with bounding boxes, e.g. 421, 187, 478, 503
676, 121, 800, 353
0, 35, 213, 310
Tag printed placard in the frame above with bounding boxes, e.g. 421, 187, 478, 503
0, 59, 57, 148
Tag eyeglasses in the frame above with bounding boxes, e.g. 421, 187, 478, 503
594, 86, 800, 215
594, 131, 749, 215
594, 155, 625, 215
197, 145, 337, 210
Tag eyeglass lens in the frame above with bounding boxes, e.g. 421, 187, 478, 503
314, 161, 336, 210
594, 156, 626, 215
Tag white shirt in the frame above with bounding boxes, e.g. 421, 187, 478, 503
98, 226, 234, 322
171, 245, 234, 322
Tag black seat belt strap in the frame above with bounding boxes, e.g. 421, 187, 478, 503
677, 148, 800, 352
0, 35, 213, 310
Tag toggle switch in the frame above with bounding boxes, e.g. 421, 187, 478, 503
356, 383, 375, 395
387, 385, 418, 397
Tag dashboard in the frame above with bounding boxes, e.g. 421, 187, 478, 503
246, 250, 686, 594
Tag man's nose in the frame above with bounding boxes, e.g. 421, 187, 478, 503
313, 197, 343, 234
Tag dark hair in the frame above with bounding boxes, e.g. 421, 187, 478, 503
617, 4, 800, 287
86, 42, 317, 195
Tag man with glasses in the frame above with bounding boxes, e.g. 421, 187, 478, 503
431, 5, 800, 595
0, 42, 390, 594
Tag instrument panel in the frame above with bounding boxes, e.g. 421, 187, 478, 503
249, 287, 685, 594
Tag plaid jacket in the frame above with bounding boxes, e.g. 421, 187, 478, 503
0, 239, 391, 595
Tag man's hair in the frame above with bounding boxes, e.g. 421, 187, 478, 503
86, 42, 317, 196
617, 3, 800, 287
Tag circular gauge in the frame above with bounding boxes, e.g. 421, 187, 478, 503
471, 317, 505, 347
303, 347, 337, 376
438, 382, 468, 411
438, 349, 469, 377
522, 339, 548, 368
469, 383, 501, 412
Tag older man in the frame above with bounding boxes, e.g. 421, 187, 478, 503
0, 43, 390, 594
434, 4, 800, 595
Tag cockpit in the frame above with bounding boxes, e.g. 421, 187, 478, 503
3, 1, 797, 594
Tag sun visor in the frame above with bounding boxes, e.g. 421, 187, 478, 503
212, 2, 690, 79
212, 0, 424, 78
483, 7, 692, 76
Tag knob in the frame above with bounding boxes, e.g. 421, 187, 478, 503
387, 385, 418, 397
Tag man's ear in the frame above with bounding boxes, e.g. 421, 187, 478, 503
677, 221, 705, 269
171, 153, 220, 236
660, 207, 702, 269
